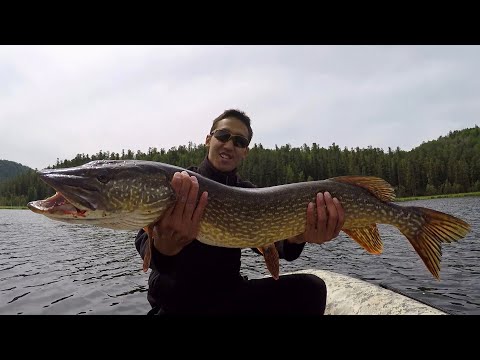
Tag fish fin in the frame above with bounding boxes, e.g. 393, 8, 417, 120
343, 225, 383, 254
142, 225, 154, 273
257, 244, 280, 280
330, 176, 396, 202
400, 207, 471, 280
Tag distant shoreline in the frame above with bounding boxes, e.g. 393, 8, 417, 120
2, 191, 480, 210
393, 191, 480, 202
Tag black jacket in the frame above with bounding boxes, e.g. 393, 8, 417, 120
135, 157, 305, 310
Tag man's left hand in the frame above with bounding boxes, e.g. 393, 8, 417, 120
288, 192, 345, 245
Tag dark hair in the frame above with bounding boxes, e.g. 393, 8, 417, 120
210, 109, 253, 142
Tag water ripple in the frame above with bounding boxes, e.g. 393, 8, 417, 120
8, 292, 30, 304
0, 197, 479, 315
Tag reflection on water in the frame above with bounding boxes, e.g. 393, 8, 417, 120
1, 196, 479, 315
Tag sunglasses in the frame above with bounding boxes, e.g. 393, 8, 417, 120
210, 129, 250, 148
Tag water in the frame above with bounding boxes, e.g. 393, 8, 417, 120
1, 197, 479, 315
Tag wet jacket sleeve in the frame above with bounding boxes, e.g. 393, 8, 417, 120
250, 240, 306, 261
276, 239, 306, 261
135, 229, 177, 274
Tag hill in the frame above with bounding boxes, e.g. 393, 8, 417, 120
0, 160, 31, 182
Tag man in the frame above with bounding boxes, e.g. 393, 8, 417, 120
135, 109, 345, 315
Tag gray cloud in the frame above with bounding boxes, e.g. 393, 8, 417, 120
0, 45, 478, 170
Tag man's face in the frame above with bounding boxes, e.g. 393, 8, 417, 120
206, 117, 250, 173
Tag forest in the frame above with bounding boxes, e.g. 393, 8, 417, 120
1, 126, 479, 207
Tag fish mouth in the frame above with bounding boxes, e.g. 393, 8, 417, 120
27, 191, 89, 217
27, 171, 98, 216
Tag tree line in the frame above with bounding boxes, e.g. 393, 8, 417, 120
1, 126, 479, 207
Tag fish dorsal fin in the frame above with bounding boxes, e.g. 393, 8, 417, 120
330, 176, 396, 202
343, 225, 383, 254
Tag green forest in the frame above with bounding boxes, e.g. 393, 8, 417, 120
0, 160, 30, 182
1, 126, 479, 207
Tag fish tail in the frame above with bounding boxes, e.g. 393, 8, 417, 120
399, 207, 471, 280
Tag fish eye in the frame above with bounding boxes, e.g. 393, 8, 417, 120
97, 171, 110, 184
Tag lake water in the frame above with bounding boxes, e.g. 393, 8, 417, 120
1, 197, 478, 315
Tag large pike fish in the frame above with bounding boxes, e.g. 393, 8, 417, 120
27, 160, 471, 280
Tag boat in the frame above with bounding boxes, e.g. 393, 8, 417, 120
289, 269, 448, 315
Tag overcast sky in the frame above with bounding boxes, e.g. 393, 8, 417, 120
1, 45, 479, 170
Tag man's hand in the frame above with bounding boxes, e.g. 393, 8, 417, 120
152, 171, 208, 256
288, 192, 345, 245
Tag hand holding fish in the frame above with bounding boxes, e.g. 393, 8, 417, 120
152, 171, 208, 256
288, 192, 345, 245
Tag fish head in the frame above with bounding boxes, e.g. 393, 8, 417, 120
27, 160, 177, 230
